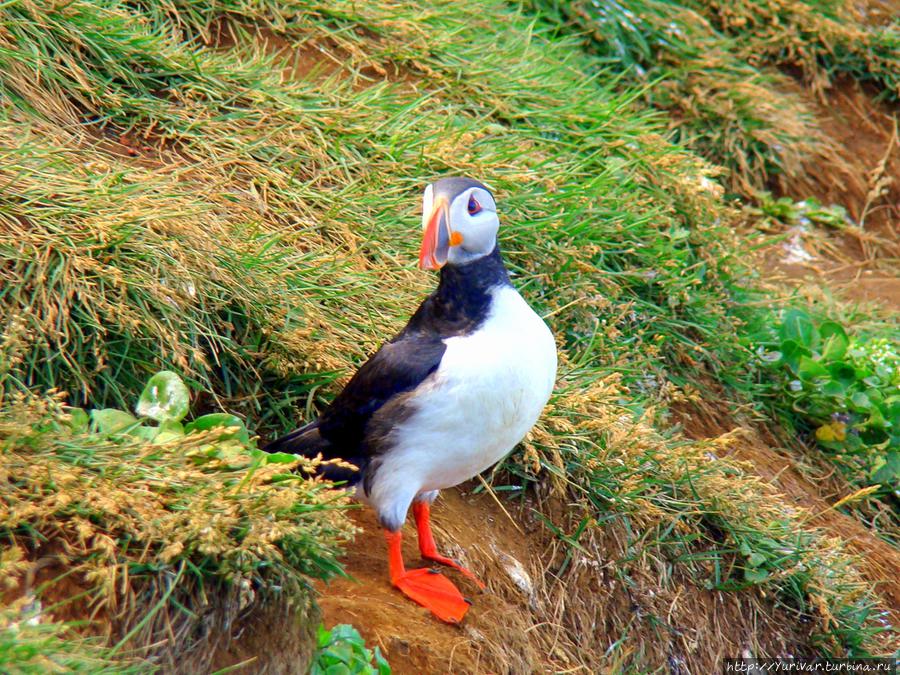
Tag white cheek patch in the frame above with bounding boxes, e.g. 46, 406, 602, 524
450, 189, 498, 256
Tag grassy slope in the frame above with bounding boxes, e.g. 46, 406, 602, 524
533, 0, 899, 193
0, 0, 897, 669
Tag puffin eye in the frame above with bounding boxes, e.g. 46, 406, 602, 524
467, 195, 481, 215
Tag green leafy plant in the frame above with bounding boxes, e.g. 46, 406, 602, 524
310, 624, 390, 675
87, 370, 251, 448
751, 192, 852, 230
759, 309, 900, 496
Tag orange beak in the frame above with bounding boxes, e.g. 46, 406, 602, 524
419, 196, 451, 271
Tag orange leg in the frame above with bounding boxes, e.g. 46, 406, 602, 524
385, 530, 470, 624
413, 501, 486, 590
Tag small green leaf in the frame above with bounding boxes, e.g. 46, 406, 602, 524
131, 426, 160, 442
264, 451, 300, 464
374, 647, 391, 675
317, 624, 330, 647
850, 392, 872, 412
875, 363, 894, 381
91, 409, 139, 435
822, 379, 846, 397
780, 309, 816, 348
780, 339, 811, 372
311, 623, 387, 675
329, 625, 362, 642
888, 401, 900, 429
842, 432, 865, 453
828, 362, 857, 386
747, 552, 767, 567
872, 451, 900, 484
185, 413, 250, 444
859, 426, 889, 445
136, 371, 190, 422
865, 388, 884, 405
797, 356, 828, 381
744, 567, 769, 584
819, 321, 849, 360
65, 407, 90, 432
152, 420, 186, 444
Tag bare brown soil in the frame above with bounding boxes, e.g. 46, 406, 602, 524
5, 548, 318, 674
315, 491, 539, 674
777, 77, 898, 249
765, 77, 899, 310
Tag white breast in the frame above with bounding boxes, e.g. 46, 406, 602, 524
365, 285, 557, 526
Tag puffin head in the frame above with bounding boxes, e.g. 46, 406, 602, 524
418, 177, 498, 271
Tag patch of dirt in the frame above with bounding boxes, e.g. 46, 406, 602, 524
776, 76, 898, 252
3, 547, 318, 674
762, 76, 899, 311
314, 490, 543, 674
315, 487, 817, 673
857, 0, 900, 26
759, 76, 899, 312
211, 22, 421, 91
206, 600, 319, 675
762, 255, 900, 311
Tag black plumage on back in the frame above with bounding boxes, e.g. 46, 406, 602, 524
262, 246, 510, 484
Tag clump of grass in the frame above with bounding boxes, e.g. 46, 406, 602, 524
0, 380, 353, 670
0, 0, 751, 421
687, 0, 900, 97
530, 0, 900, 196
0, 599, 149, 674
517, 372, 895, 661
530, 0, 843, 194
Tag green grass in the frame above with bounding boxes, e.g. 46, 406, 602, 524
0, 0, 897, 668
687, 0, 900, 96
0, 601, 149, 674
530, 0, 899, 194
518, 370, 893, 662
0, 0, 753, 420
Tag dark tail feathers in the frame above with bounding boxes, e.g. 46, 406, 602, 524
262, 422, 363, 485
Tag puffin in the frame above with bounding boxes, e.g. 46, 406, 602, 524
265, 177, 557, 623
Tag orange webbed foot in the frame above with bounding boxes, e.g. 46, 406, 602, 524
392, 568, 471, 624
385, 529, 470, 624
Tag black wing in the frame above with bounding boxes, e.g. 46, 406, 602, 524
264, 327, 445, 463
317, 331, 446, 451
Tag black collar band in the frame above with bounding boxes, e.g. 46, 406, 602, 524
436, 245, 510, 300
